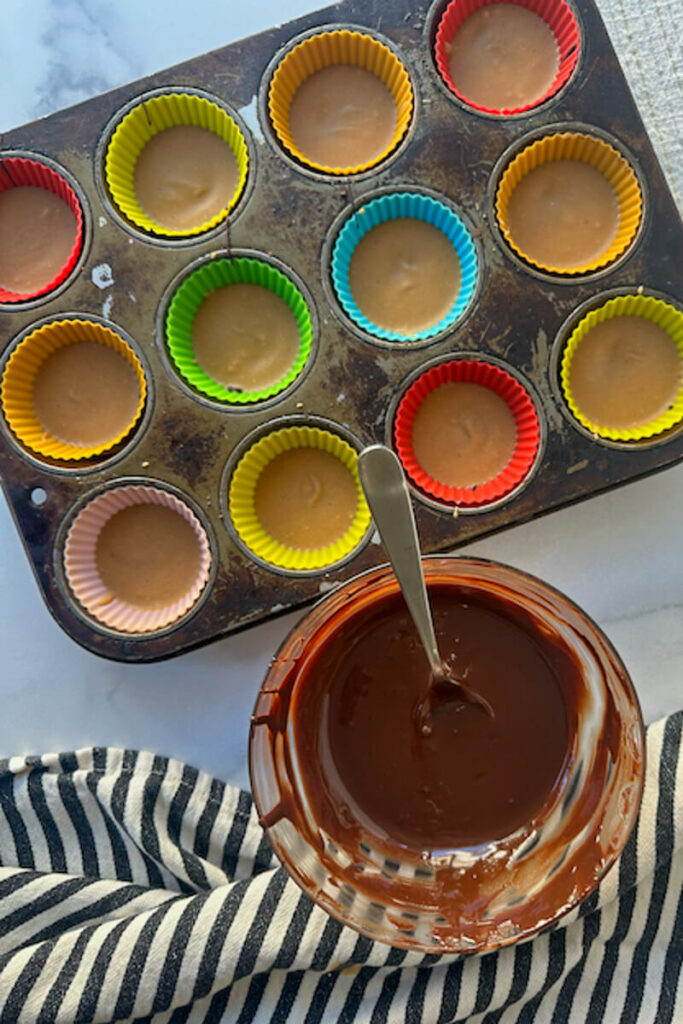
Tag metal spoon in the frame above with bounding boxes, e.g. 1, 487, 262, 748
358, 445, 493, 723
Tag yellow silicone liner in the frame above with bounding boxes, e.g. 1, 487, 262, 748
1, 319, 147, 461
268, 30, 414, 175
560, 295, 683, 441
229, 426, 371, 571
104, 92, 249, 237
496, 132, 642, 275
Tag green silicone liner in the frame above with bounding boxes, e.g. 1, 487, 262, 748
165, 257, 314, 403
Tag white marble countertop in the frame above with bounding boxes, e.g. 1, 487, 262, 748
1, 0, 681, 793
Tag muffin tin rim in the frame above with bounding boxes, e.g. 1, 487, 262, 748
384, 350, 547, 514
486, 120, 649, 285
52, 475, 219, 642
220, 413, 375, 579
0, 149, 93, 313
549, 285, 683, 450
424, 0, 586, 122
321, 182, 484, 350
257, 21, 419, 185
0, 312, 155, 477
155, 246, 320, 413
93, 85, 257, 249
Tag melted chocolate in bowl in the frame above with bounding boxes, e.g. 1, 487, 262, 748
250, 559, 644, 953
298, 588, 571, 849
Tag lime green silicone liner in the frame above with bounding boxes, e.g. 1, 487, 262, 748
560, 295, 683, 440
165, 257, 313, 404
229, 426, 371, 571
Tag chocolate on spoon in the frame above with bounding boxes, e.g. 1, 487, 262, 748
357, 445, 494, 727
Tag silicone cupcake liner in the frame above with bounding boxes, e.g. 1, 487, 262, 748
434, 0, 580, 115
104, 93, 249, 237
331, 193, 478, 342
229, 426, 371, 571
268, 30, 413, 175
165, 257, 313, 403
560, 295, 683, 440
496, 132, 642, 274
1, 319, 147, 461
0, 157, 83, 303
394, 360, 540, 505
64, 485, 211, 633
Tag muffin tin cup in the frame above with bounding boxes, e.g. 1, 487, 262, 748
560, 294, 683, 441
0, 157, 84, 303
104, 92, 249, 238
495, 131, 642, 275
434, 0, 581, 116
1, 318, 147, 461
331, 191, 478, 342
64, 484, 212, 634
228, 425, 371, 572
267, 28, 414, 175
165, 256, 313, 404
394, 358, 541, 506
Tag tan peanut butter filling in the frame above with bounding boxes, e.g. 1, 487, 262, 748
95, 504, 201, 609
192, 284, 300, 392
254, 448, 358, 549
133, 125, 239, 231
505, 160, 619, 269
348, 218, 461, 333
412, 381, 517, 487
0, 186, 78, 294
567, 316, 682, 430
447, 4, 559, 110
287, 65, 398, 168
32, 342, 141, 447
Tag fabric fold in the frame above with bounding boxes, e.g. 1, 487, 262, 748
0, 712, 680, 1023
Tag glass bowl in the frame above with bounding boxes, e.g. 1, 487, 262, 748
249, 557, 644, 954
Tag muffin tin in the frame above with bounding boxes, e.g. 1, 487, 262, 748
0, 0, 681, 662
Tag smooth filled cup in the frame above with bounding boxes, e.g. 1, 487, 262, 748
228, 425, 371, 571
1, 318, 146, 461
394, 358, 540, 505
250, 557, 644, 953
64, 484, 212, 633
105, 92, 249, 237
331, 192, 478, 342
268, 29, 413, 175
495, 132, 642, 274
434, 0, 581, 115
560, 295, 683, 440
165, 257, 313, 404
0, 157, 83, 302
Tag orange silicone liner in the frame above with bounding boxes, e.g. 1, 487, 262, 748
434, 0, 581, 116
1, 318, 147, 461
0, 157, 83, 303
267, 29, 414, 175
495, 132, 642, 274
64, 484, 212, 634
394, 359, 540, 506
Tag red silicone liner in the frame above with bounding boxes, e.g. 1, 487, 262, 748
394, 359, 541, 506
434, 0, 581, 116
0, 157, 84, 303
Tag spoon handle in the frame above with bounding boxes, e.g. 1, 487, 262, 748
358, 445, 443, 678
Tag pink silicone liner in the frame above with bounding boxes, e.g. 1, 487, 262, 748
64, 484, 211, 634
0, 157, 84, 303
434, 0, 581, 116
394, 359, 541, 506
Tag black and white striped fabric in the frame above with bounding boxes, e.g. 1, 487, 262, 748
0, 711, 680, 1024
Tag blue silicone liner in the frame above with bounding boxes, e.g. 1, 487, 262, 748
331, 192, 478, 343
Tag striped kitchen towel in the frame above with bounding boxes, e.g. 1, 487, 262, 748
0, 711, 680, 1024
